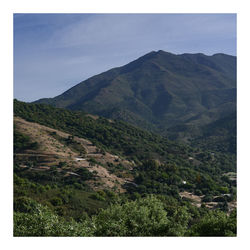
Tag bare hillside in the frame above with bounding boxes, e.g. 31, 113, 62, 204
14, 116, 134, 192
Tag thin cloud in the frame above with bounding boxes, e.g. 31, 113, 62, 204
14, 14, 236, 102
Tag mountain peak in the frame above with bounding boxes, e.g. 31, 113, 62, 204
142, 50, 175, 58
34, 50, 236, 137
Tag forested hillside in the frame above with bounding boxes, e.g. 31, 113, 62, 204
14, 100, 236, 236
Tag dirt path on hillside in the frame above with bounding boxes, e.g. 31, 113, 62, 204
14, 116, 133, 192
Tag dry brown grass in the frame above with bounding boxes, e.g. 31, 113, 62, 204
180, 191, 203, 207
14, 116, 133, 192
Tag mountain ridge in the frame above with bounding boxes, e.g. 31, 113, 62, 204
34, 50, 236, 146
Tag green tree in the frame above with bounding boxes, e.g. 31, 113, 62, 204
14, 203, 94, 236
189, 209, 236, 236
93, 195, 188, 236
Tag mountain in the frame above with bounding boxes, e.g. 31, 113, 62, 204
35, 50, 236, 143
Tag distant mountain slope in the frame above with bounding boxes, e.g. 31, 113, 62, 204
35, 50, 236, 146
190, 112, 236, 154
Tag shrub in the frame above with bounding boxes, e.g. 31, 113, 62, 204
50, 197, 63, 206
202, 195, 213, 202
14, 203, 94, 236
194, 189, 202, 196
189, 210, 236, 236
14, 197, 40, 213
92, 195, 188, 236
90, 193, 106, 201
213, 196, 226, 202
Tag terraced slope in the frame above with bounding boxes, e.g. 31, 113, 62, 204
14, 116, 134, 192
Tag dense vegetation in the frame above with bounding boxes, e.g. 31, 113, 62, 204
190, 112, 236, 154
14, 99, 235, 167
14, 127, 39, 153
13, 99, 236, 236
14, 192, 236, 237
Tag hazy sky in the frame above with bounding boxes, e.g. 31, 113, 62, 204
14, 13, 236, 102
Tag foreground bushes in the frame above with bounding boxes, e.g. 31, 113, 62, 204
14, 201, 94, 236
188, 209, 237, 236
93, 195, 172, 236
14, 195, 236, 237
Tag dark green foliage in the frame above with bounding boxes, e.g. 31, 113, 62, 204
14, 202, 94, 236
14, 128, 38, 153
202, 195, 213, 202
213, 196, 227, 202
50, 132, 87, 155
14, 172, 108, 220
14, 197, 41, 213
190, 112, 236, 154
58, 161, 67, 168
189, 209, 236, 236
93, 195, 190, 236
50, 197, 64, 206
127, 158, 235, 197
14, 195, 236, 237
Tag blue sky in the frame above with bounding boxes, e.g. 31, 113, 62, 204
14, 13, 236, 102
